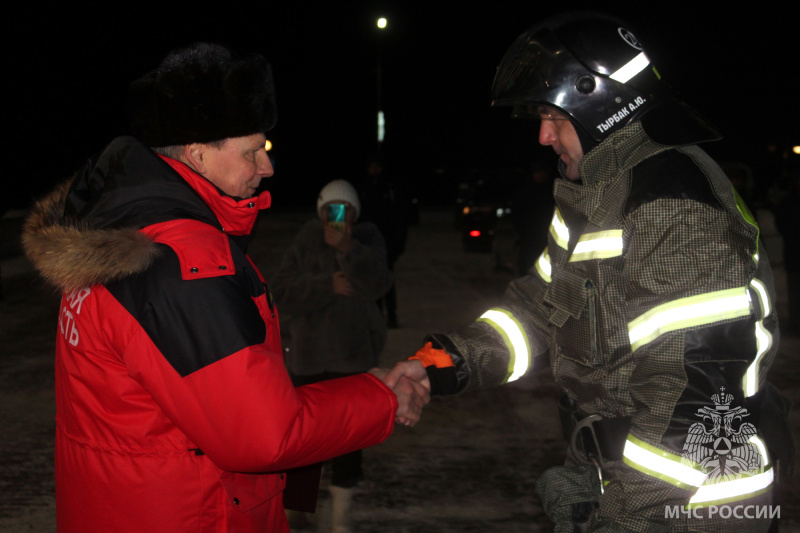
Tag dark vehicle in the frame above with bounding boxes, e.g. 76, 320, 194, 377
456, 169, 520, 253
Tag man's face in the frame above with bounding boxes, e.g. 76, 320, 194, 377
537, 106, 584, 181
201, 133, 274, 198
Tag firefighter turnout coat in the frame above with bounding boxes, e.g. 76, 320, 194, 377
22, 137, 398, 533
420, 121, 785, 531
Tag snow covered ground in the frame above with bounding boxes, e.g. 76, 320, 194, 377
1, 208, 797, 531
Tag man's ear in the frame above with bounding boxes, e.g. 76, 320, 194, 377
183, 143, 206, 173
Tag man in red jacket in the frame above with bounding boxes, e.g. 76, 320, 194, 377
22, 43, 428, 533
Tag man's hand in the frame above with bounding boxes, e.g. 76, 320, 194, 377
370, 367, 430, 426
332, 271, 353, 296
324, 225, 353, 251
383, 360, 429, 392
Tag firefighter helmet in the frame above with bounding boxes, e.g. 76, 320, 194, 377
491, 11, 719, 146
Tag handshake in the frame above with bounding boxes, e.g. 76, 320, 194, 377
370, 360, 429, 427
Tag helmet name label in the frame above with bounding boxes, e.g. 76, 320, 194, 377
596, 96, 647, 133
618, 28, 643, 50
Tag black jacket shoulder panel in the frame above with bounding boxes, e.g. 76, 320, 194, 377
625, 150, 722, 215
107, 238, 267, 377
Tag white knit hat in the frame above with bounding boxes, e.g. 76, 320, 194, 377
317, 180, 361, 221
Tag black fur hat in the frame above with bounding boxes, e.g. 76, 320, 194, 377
129, 43, 277, 146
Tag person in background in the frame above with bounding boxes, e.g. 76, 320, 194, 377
357, 159, 409, 328
22, 43, 427, 533
270, 179, 392, 532
387, 12, 790, 532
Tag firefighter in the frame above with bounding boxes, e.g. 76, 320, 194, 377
387, 11, 792, 532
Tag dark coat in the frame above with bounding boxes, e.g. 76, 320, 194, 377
271, 219, 392, 375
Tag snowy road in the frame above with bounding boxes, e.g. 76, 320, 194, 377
1, 208, 797, 531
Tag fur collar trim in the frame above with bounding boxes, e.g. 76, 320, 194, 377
22, 177, 160, 293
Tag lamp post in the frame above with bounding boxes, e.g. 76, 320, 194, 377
376, 17, 387, 155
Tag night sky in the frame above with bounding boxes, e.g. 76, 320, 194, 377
9, 2, 798, 210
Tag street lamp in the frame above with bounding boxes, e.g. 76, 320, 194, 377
376, 17, 387, 153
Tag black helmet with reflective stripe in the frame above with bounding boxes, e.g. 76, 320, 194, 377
491, 11, 720, 146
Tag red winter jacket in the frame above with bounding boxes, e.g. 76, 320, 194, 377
23, 137, 398, 532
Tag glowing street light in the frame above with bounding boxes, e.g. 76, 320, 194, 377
375, 17, 388, 153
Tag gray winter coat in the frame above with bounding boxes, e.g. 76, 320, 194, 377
270, 219, 392, 375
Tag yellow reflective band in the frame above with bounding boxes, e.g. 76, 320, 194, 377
628, 287, 751, 352
743, 279, 774, 398
477, 309, 532, 383
622, 434, 707, 490
609, 51, 650, 83
549, 208, 569, 250
749, 278, 771, 318
535, 249, 552, 283
569, 230, 623, 262
734, 188, 760, 258
744, 320, 772, 397
688, 468, 774, 507
688, 438, 772, 507
734, 188, 759, 230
